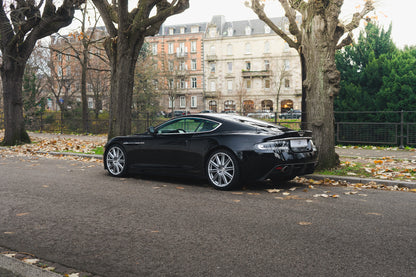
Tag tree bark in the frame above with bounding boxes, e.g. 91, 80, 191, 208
1, 60, 30, 145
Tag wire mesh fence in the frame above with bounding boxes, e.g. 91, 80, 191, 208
0, 110, 415, 147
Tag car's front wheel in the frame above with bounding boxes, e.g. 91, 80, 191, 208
206, 149, 241, 190
105, 144, 127, 177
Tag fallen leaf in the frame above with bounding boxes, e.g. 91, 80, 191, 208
289, 187, 297, 191
23, 258, 39, 265
176, 187, 185, 190
16, 213, 29, 217
282, 192, 290, 196
232, 200, 241, 203
299, 221, 312, 226
266, 189, 280, 193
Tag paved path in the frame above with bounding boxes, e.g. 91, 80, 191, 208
336, 147, 416, 160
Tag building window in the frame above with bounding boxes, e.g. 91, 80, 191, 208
191, 26, 199, 33
245, 26, 252, 35
209, 27, 216, 37
264, 60, 270, 70
246, 79, 252, 89
264, 41, 271, 53
284, 60, 290, 70
227, 44, 233, 55
245, 61, 251, 71
169, 28, 174, 35
168, 79, 174, 89
191, 77, 197, 88
227, 80, 233, 91
180, 27, 185, 34
168, 42, 174, 54
228, 27, 233, 36
209, 100, 217, 112
168, 61, 174, 71
227, 62, 233, 73
180, 78, 187, 89
265, 79, 271, 89
224, 100, 236, 111
285, 79, 290, 88
152, 43, 157, 55
178, 42, 186, 53
191, 59, 197, 70
190, 41, 197, 53
179, 96, 186, 108
191, 96, 197, 108
210, 81, 216, 92
210, 62, 216, 73
210, 45, 215, 55
245, 43, 251, 54
179, 61, 186, 71
57, 53, 62, 62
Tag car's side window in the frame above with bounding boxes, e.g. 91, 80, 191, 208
195, 119, 219, 133
157, 118, 204, 134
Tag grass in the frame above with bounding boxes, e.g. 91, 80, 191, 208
316, 162, 374, 178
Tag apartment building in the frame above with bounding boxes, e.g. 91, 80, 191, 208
146, 22, 207, 113
203, 16, 302, 113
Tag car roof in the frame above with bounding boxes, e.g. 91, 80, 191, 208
185, 113, 288, 131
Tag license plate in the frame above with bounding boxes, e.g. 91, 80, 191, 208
290, 139, 308, 148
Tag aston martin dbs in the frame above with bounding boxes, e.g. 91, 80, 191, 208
104, 113, 318, 190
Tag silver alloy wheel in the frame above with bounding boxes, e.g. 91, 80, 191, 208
208, 152, 235, 188
106, 146, 126, 176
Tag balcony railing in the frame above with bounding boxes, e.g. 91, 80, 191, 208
204, 91, 219, 98
242, 70, 272, 78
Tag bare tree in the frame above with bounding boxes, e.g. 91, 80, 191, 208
0, 0, 84, 145
91, 0, 189, 139
247, 0, 374, 169
49, 1, 106, 132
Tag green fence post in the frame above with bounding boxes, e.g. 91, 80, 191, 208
399, 110, 404, 149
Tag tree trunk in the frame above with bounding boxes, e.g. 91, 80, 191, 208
81, 47, 89, 133
302, 18, 340, 169
106, 37, 141, 139
1, 61, 30, 145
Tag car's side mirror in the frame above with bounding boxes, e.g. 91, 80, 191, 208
148, 126, 156, 135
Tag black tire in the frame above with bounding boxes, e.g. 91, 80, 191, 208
105, 144, 128, 177
206, 149, 241, 190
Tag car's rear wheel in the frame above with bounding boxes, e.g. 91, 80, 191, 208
105, 144, 127, 177
207, 149, 241, 190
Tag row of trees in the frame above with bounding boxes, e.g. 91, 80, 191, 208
335, 22, 416, 120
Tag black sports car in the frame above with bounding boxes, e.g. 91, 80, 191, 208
104, 113, 318, 190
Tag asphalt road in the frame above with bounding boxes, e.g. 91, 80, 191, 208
0, 155, 415, 277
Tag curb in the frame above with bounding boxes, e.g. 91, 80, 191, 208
0, 254, 61, 277
306, 174, 416, 189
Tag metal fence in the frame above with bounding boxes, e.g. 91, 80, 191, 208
0, 111, 415, 147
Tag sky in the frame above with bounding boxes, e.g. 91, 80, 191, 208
163, 0, 415, 48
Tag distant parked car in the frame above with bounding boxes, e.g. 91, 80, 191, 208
247, 111, 275, 119
166, 110, 190, 117
279, 110, 301, 119
200, 110, 215, 113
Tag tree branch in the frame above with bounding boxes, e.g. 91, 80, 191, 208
335, 0, 374, 49
248, 0, 300, 49
91, 0, 117, 37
